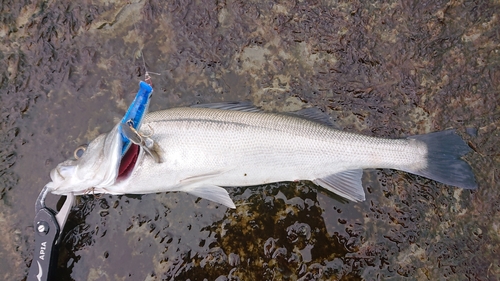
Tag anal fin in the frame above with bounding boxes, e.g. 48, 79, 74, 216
313, 170, 365, 202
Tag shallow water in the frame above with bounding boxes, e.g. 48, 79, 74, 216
1, 1, 499, 280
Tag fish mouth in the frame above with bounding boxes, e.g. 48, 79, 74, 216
118, 143, 140, 179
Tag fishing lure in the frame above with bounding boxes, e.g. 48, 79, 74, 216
119, 77, 153, 156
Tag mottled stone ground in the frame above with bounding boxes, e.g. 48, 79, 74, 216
0, 0, 498, 280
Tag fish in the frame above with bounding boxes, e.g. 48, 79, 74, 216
47, 102, 477, 209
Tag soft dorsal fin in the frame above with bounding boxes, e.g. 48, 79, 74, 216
191, 101, 261, 112
313, 169, 365, 202
288, 108, 337, 127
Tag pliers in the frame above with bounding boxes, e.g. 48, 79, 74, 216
27, 186, 74, 281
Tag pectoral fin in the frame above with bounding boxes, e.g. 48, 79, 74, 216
313, 170, 365, 202
185, 184, 236, 209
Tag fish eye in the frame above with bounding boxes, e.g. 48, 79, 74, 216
74, 144, 88, 159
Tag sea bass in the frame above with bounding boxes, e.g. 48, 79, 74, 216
47, 103, 477, 208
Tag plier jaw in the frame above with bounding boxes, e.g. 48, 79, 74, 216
27, 186, 74, 281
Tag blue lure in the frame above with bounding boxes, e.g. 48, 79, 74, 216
119, 81, 153, 156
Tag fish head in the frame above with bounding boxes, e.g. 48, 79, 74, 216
47, 125, 122, 195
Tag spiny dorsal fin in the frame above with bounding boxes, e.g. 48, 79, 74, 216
192, 102, 338, 128
191, 101, 261, 112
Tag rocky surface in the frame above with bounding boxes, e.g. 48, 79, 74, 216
0, 1, 498, 280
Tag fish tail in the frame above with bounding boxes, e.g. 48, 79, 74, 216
407, 130, 477, 189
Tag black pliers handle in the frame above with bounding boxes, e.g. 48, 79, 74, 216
27, 186, 74, 281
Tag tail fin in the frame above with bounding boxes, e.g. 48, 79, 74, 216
407, 130, 477, 189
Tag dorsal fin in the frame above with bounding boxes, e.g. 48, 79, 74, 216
191, 101, 261, 112
288, 108, 337, 127
192, 102, 337, 127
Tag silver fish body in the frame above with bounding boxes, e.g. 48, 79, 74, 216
48, 105, 477, 208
